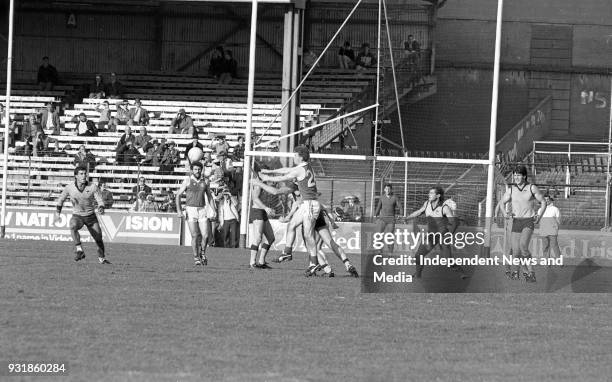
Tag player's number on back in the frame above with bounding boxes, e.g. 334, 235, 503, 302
306, 169, 316, 188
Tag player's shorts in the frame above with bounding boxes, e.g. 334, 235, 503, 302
314, 211, 327, 231
70, 213, 99, 230
512, 217, 534, 233
186, 206, 213, 222
249, 208, 268, 223
294, 199, 321, 224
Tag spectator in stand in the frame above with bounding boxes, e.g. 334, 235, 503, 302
169, 108, 194, 135
208, 46, 225, 79
218, 187, 240, 248
37, 56, 58, 91
105, 72, 125, 98
404, 34, 421, 66
122, 141, 142, 166
159, 188, 176, 213
33, 131, 56, 157
218, 50, 238, 84
128, 99, 149, 126
233, 135, 245, 161
142, 194, 159, 212
342, 196, 363, 222
131, 177, 152, 202
95, 101, 111, 132
115, 125, 136, 165
107, 117, 120, 133
76, 113, 98, 136
88, 74, 106, 99
40, 102, 60, 135
303, 48, 318, 71
142, 139, 163, 166
355, 43, 376, 70
134, 126, 152, 153
210, 134, 229, 169
115, 100, 130, 125
210, 159, 225, 186
338, 41, 355, 69
159, 141, 180, 173
21, 114, 39, 142
130, 191, 148, 212
73, 144, 98, 171
97, 180, 114, 209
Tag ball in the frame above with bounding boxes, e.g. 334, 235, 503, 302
188, 147, 204, 163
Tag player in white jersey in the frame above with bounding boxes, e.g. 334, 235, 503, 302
55, 166, 110, 264
500, 165, 546, 282
259, 146, 321, 276
406, 187, 466, 279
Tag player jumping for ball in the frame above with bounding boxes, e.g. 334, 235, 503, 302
259, 146, 320, 276
500, 165, 546, 282
55, 166, 110, 264
406, 187, 467, 279
176, 161, 215, 266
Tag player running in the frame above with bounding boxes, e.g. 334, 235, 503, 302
500, 165, 546, 282
252, 178, 359, 277
259, 146, 320, 276
248, 164, 276, 269
55, 166, 110, 264
406, 187, 467, 279
176, 161, 215, 266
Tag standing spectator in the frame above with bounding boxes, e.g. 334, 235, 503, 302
355, 43, 376, 70
105, 72, 125, 98
131, 177, 152, 201
540, 194, 562, 261
73, 145, 98, 171
115, 100, 130, 124
97, 180, 114, 209
95, 101, 111, 131
159, 141, 180, 173
75, 113, 98, 136
37, 56, 58, 91
219, 50, 238, 84
169, 108, 194, 135
208, 46, 225, 79
210, 134, 229, 168
88, 74, 106, 99
40, 102, 60, 135
115, 126, 136, 165
338, 41, 355, 69
32, 131, 56, 157
128, 99, 149, 126
404, 34, 421, 66
218, 188, 240, 248
233, 135, 245, 161
134, 126, 152, 152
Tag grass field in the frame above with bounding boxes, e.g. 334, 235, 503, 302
1, 239, 612, 381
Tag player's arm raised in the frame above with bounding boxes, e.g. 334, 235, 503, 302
260, 166, 293, 175
251, 178, 293, 195
259, 167, 302, 183
532, 185, 547, 224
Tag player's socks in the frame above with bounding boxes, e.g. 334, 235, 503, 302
342, 258, 352, 271
258, 243, 271, 265
250, 244, 259, 267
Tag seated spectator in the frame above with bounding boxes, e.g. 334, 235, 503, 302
76, 113, 98, 136
218, 50, 238, 84
97, 180, 114, 209
95, 101, 111, 131
128, 99, 149, 126
159, 188, 177, 213
21, 114, 39, 142
338, 41, 355, 69
106, 116, 119, 133
130, 191, 148, 212
33, 131, 56, 157
208, 46, 225, 79
115, 125, 136, 165
159, 141, 180, 173
40, 102, 60, 135
122, 141, 142, 166
142, 139, 163, 166
88, 74, 106, 99
217, 187, 240, 248
169, 109, 194, 135
303, 48, 318, 70
342, 196, 363, 222
73, 144, 98, 171
115, 100, 130, 124
37, 56, 58, 91
404, 34, 421, 66
131, 177, 152, 202
355, 43, 376, 70
134, 126, 152, 152
210, 159, 225, 186
105, 72, 125, 98
233, 135, 245, 161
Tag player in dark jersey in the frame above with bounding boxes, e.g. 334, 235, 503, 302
56, 166, 110, 263
500, 165, 546, 282
259, 146, 321, 276
407, 187, 466, 279
176, 161, 215, 266
248, 163, 276, 269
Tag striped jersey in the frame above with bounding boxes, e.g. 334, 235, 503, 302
57, 181, 105, 216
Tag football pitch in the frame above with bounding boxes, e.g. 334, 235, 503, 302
1, 240, 611, 381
